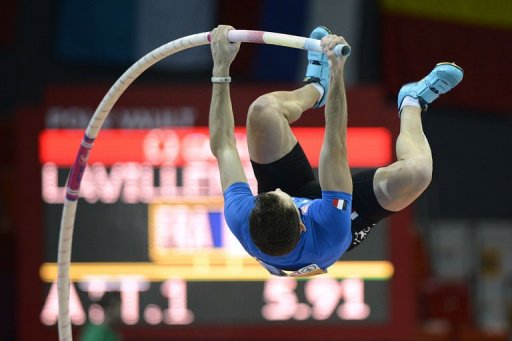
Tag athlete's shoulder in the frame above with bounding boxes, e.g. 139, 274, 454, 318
223, 182, 252, 196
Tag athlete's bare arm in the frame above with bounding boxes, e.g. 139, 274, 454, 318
209, 25, 247, 192
318, 35, 353, 194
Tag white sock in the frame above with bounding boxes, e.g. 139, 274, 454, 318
400, 96, 421, 112
309, 82, 324, 102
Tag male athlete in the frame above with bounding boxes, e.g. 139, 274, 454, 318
208, 25, 463, 277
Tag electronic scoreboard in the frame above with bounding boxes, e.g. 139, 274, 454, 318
17, 84, 417, 340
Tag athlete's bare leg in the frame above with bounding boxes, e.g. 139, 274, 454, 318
374, 62, 464, 212
247, 84, 320, 164
373, 106, 433, 212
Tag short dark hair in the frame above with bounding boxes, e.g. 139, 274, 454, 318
249, 192, 301, 256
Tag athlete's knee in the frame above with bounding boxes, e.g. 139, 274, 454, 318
375, 157, 432, 211
406, 157, 433, 192
248, 94, 279, 121
247, 94, 281, 128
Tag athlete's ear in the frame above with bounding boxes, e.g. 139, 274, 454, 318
299, 222, 306, 232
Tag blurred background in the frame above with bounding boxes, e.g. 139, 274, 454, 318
1, 0, 512, 340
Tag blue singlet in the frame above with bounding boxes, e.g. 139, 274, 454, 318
223, 182, 353, 275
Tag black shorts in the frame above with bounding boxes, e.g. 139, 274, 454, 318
250, 143, 394, 251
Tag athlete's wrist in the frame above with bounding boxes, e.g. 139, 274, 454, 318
212, 65, 230, 77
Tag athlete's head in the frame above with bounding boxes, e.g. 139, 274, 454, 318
250, 189, 303, 256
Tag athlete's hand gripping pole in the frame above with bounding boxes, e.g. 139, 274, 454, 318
208, 30, 352, 57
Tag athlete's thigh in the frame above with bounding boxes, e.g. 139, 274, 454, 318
246, 97, 297, 164
251, 143, 321, 199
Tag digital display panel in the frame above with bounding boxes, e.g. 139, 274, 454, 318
39, 124, 395, 328
22, 79, 418, 340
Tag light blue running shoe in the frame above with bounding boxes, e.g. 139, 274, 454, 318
303, 26, 331, 108
397, 62, 464, 111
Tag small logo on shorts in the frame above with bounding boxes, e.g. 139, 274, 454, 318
332, 199, 347, 211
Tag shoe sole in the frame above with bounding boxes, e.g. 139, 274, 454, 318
436, 62, 463, 73
434, 62, 463, 87
398, 62, 463, 111
304, 26, 333, 108
304, 26, 331, 82
313, 26, 332, 37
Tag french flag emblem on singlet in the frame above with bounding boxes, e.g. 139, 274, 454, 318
332, 199, 347, 211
